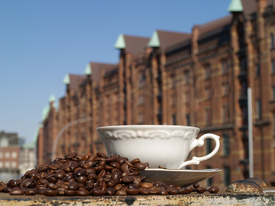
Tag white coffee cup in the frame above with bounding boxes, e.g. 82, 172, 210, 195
96, 125, 220, 169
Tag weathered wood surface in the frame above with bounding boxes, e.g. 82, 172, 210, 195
0, 188, 275, 206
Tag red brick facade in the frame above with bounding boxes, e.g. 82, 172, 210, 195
37, 0, 275, 186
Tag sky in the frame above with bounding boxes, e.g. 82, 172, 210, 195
0, 0, 232, 143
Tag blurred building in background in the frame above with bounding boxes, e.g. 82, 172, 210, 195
36, 0, 275, 186
0, 131, 21, 183
19, 142, 35, 177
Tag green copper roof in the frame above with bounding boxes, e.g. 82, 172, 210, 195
63, 74, 70, 85
228, 0, 243, 12
148, 31, 160, 47
114, 34, 126, 49
22, 142, 35, 149
84, 63, 92, 75
49, 94, 55, 102
42, 106, 50, 120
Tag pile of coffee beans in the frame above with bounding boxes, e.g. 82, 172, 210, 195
0, 152, 219, 196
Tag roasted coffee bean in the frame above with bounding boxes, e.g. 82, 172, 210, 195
114, 184, 123, 191
141, 182, 153, 188
37, 188, 46, 195
117, 157, 126, 165
110, 162, 121, 169
57, 188, 65, 196
127, 188, 139, 195
8, 179, 21, 187
98, 170, 106, 178
209, 186, 219, 193
179, 187, 191, 194
77, 176, 87, 184
106, 156, 117, 163
168, 188, 179, 195
139, 187, 150, 195
76, 169, 86, 177
133, 162, 146, 170
97, 153, 107, 158
106, 187, 116, 195
87, 173, 97, 180
128, 183, 138, 189
25, 188, 37, 195
47, 182, 59, 190
116, 190, 127, 196
83, 154, 90, 161
72, 155, 84, 161
99, 181, 107, 191
44, 189, 58, 196
121, 163, 129, 173
131, 158, 141, 165
193, 183, 200, 188
21, 178, 34, 188
49, 163, 60, 170
55, 170, 65, 179
92, 187, 105, 196
76, 188, 90, 196
65, 152, 77, 159
65, 189, 77, 196
122, 176, 135, 184
68, 182, 79, 191
111, 172, 121, 184
186, 187, 194, 193
9, 187, 24, 195
196, 187, 206, 193
85, 183, 94, 191
149, 187, 160, 195
159, 189, 168, 195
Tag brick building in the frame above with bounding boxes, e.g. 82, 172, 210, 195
37, 0, 275, 186
0, 131, 21, 182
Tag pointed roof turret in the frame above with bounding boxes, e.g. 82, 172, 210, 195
49, 94, 55, 103
63, 74, 70, 85
147, 31, 160, 47
228, 0, 243, 12
84, 63, 92, 75
114, 34, 126, 49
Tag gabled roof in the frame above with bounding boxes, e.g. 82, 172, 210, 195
68, 74, 86, 91
114, 34, 150, 57
241, 0, 273, 18
148, 30, 191, 52
84, 62, 118, 82
196, 15, 232, 38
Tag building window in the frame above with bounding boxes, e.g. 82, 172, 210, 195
11, 161, 16, 168
186, 114, 190, 126
205, 64, 211, 79
224, 166, 231, 186
272, 59, 275, 74
223, 134, 230, 156
12, 152, 17, 159
206, 139, 212, 154
271, 33, 274, 49
205, 87, 211, 99
171, 75, 176, 88
184, 70, 190, 84
0, 162, 2, 168
138, 95, 144, 105
222, 83, 229, 96
172, 114, 176, 125
221, 59, 229, 74
0, 138, 8, 147
5, 161, 10, 168
256, 99, 261, 119
185, 92, 190, 105
138, 113, 144, 124
255, 64, 260, 77
171, 94, 176, 107
205, 107, 212, 126
222, 105, 230, 124
139, 74, 145, 88
5, 152, 10, 158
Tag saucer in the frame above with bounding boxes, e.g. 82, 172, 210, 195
140, 168, 222, 187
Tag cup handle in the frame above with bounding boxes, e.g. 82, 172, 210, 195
178, 133, 220, 169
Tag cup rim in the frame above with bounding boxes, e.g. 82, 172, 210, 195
96, 125, 199, 131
